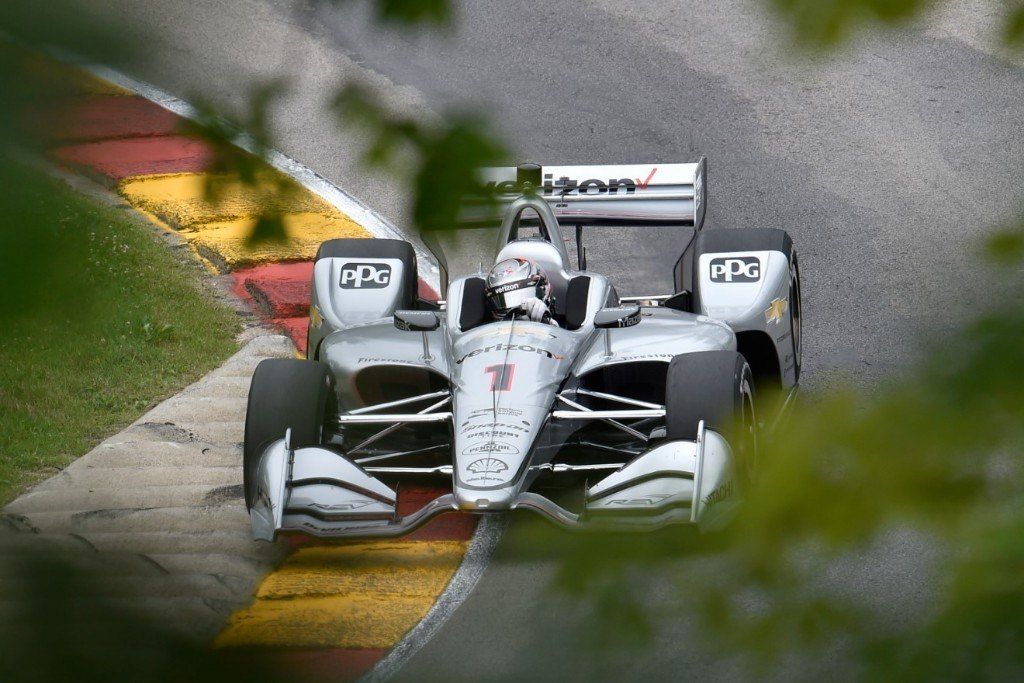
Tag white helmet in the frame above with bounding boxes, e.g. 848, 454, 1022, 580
485, 258, 550, 317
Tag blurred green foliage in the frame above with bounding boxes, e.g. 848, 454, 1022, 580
1006, 4, 1024, 47
765, 0, 1024, 49
324, 0, 452, 27
0, 542, 282, 683
179, 80, 299, 246
3, 0, 1024, 679
765, 0, 935, 48
333, 82, 507, 234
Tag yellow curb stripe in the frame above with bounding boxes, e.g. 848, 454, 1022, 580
117, 172, 333, 232
189, 212, 369, 269
215, 541, 468, 649
116, 172, 372, 270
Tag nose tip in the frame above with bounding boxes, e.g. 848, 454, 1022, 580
454, 486, 515, 511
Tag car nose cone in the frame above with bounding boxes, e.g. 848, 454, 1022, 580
453, 485, 516, 511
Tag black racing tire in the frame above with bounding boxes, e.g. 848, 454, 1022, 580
243, 358, 337, 509
665, 350, 752, 442
789, 250, 803, 382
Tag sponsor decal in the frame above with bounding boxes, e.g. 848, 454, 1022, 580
466, 457, 509, 475
604, 494, 671, 507
492, 281, 527, 294
486, 171, 655, 198
309, 500, 376, 511
358, 357, 418, 365
710, 256, 760, 283
636, 167, 658, 190
484, 363, 516, 391
468, 407, 526, 418
462, 441, 520, 455
475, 323, 558, 340
462, 429, 525, 440
460, 421, 530, 435
464, 457, 511, 483
597, 305, 641, 328
456, 343, 564, 364
616, 353, 674, 362
339, 262, 392, 289
764, 297, 789, 325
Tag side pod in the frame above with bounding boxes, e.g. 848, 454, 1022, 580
584, 423, 735, 524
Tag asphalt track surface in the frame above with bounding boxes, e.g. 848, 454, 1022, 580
73, 0, 1024, 679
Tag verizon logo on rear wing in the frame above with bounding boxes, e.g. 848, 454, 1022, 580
470, 159, 706, 228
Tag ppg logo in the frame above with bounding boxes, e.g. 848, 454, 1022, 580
709, 256, 760, 283
342, 262, 393, 288
339, 263, 392, 289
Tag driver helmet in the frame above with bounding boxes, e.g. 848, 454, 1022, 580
485, 258, 551, 317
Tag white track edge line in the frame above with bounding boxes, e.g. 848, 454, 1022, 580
360, 514, 508, 683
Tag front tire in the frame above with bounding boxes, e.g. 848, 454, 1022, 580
243, 358, 337, 509
664, 351, 757, 480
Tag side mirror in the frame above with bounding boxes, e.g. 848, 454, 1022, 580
593, 304, 641, 329
394, 310, 440, 332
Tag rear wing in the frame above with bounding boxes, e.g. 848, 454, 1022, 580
475, 158, 706, 229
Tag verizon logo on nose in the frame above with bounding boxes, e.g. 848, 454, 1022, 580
709, 257, 760, 283
339, 263, 392, 289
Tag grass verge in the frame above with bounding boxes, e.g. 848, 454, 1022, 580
0, 159, 240, 503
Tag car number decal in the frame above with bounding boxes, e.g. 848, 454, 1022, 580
484, 363, 516, 391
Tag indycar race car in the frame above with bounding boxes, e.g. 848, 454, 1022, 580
243, 161, 801, 540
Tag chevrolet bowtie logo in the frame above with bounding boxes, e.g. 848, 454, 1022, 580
764, 297, 789, 325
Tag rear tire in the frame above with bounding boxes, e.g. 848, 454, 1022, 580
665, 351, 756, 479
789, 251, 803, 382
243, 358, 337, 509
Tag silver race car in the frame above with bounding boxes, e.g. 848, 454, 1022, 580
243, 160, 801, 539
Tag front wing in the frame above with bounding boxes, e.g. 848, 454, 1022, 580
249, 420, 734, 540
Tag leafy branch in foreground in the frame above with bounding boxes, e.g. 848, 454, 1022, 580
764, 0, 1024, 49
332, 82, 507, 235
522, 222, 1024, 677
322, 0, 452, 27
179, 80, 300, 246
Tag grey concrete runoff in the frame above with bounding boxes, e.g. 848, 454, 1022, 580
0, 334, 295, 642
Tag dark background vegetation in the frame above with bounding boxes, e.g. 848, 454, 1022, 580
2, 0, 1024, 680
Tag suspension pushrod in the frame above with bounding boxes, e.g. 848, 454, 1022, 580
346, 397, 452, 454
554, 396, 653, 441
567, 388, 664, 410
336, 412, 452, 424
347, 390, 450, 415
